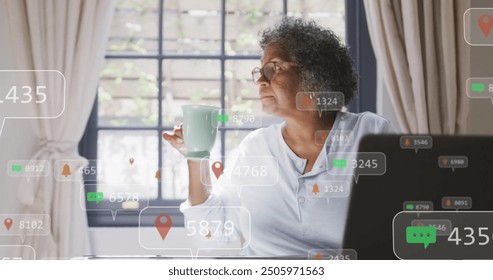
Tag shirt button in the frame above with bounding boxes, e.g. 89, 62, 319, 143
302, 226, 312, 237
298, 196, 306, 204
303, 226, 312, 236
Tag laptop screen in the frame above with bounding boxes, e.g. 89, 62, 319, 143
343, 135, 493, 259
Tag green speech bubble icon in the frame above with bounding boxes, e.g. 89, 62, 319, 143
471, 83, 485, 93
86, 192, 104, 204
406, 226, 436, 249
216, 114, 229, 123
332, 159, 347, 168
11, 165, 23, 172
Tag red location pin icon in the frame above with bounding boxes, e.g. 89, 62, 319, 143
4, 218, 12, 231
155, 214, 172, 240
478, 15, 493, 37
303, 95, 311, 108
211, 161, 224, 179
129, 158, 135, 165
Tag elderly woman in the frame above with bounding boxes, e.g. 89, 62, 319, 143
163, 17, 393, 256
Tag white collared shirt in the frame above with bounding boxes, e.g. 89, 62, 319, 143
180, 111, 395, 256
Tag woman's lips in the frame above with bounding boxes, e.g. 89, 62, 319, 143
260, 95, 273, 99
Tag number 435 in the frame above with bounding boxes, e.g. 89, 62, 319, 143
448, 227, 490, 246
5, 86, 47, 103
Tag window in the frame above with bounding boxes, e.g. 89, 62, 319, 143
79, 0, 373, 227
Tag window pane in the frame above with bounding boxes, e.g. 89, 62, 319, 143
161, 133, 222, 200
99, 59, 158, 127
225, 0, 284, 55
163, 0, 222, 55
225, 130, 251, 166
225, 60, 282, 128
288, 0, 346, 41
98, 130, 159, 199
107, 0, 159, 54
162, 59, 221, 126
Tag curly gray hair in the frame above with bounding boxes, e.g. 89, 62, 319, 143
259, 17, 358, 105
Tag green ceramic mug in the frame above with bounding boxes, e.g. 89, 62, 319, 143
182, 105, 219, 159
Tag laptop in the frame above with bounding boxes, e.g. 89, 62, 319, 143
342, 135, 493, 260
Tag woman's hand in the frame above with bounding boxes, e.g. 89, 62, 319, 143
162, 124, 187, 156
163, 123, 210, 205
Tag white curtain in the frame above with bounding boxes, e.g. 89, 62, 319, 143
364, 0, 471, 134
4, 0, 116, 259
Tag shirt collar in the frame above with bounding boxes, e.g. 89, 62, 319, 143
278, 112, 343, 176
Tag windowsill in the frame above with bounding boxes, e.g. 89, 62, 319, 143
88, 227, 242, 256
87, 207, 184, 227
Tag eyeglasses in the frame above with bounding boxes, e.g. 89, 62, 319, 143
251, 61, 297, 85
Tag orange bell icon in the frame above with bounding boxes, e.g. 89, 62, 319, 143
446, 199, 452, 207
61, 164, 71, 178
403, 138, 411, 146
312, 184, 320, 195
154, 170, 161, 180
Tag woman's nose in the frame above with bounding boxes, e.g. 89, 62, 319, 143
257, 74, 269, 86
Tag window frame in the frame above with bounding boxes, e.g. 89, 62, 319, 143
79, 0, 376, 227
346, 0, 377, 113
